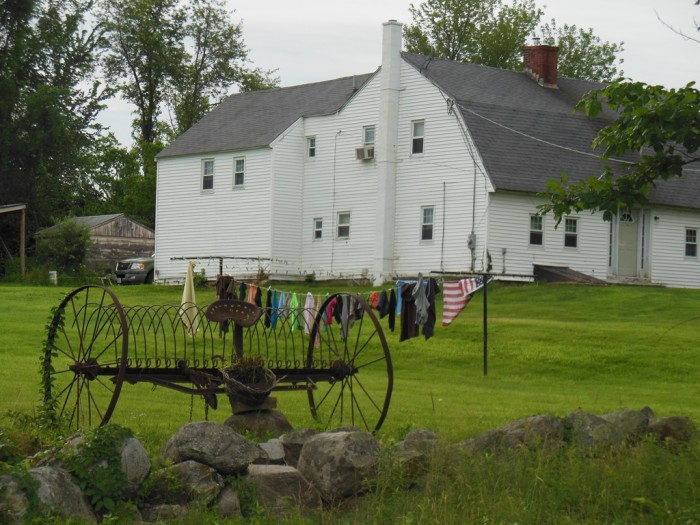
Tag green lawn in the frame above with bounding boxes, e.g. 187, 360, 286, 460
1, 280, 697, 446
2, 280, 699, 524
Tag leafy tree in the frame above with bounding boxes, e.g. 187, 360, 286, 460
101, 0, 279, 224
35, 218, 92, 272
539, 80, 700, 223
404, 0, 543, 70
0, 0, 109, 239
404, 0, 623, 81
539, 20, 623, 82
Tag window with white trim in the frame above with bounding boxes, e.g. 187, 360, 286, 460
313, 218, 323, 240
307, 137, 316, 158
363, 126, 375, 148
233, 157, 245, 187
412, 120, 424, 154
529, 215, 543, 245
686, 228, 697, 257
202, 159, 214, 191
421, 206, 434, 241
564, 218, 578, 248
337, 212, 350, 239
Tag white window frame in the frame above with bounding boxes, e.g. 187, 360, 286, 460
412, 120, 425, 155
307, 137, 316, 159
420, 205, 434, 241
233, 157, 245, 188
201, 159, 214, 192
363, 126, 375, 148
313, 217, 323, 241
337, 212, 351, 240
564, 217, 578, 248
529, 215, 543, 246
685, 228, 698, 257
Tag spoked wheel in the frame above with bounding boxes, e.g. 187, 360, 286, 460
43, 285, 128, 431
307, 292, 393, 433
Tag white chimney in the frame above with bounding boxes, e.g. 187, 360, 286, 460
373, 20, 402, 285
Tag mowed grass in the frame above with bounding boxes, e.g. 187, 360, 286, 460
0, 280, 698, 448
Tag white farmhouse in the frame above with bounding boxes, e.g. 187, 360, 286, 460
155, 20, 700, 288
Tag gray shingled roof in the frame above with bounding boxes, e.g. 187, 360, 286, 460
402, 52, 700, 210
158, 73, 375, 158
35, 214, 124, 236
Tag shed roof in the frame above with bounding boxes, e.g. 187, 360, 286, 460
35, 214, 154, 237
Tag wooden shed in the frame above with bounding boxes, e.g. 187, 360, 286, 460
36, 214, 155, 272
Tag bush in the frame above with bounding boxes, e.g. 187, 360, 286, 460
35, 219, 92, 274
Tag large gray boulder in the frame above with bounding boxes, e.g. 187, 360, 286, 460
601, 407, 654, 444
29, 466, 96, 522
296, 431, 380, 503
279, 428, 318, 468
391, 429, 441, 484
563, 411, 625, 448
148, 460, 224, 505
245, 464, 322, 517
256, 438, 287, 465
162, 421, 261, 474
225, 409, 294, 437
119, 437, 151, 494
459, 415, 565, 456
649, 416, 696, 444
0, 474, 30, 524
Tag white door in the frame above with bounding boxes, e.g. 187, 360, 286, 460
617, 210, 638, 277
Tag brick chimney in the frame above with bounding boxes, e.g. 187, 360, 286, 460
522, 44, 559, 88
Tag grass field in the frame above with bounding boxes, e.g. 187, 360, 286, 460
1, 280, 699, 524
1, 280, 698, 446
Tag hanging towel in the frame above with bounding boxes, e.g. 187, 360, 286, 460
400, 283, 419, 341
369, 291, 379, 309
289, 292, 300, 331
326, 296, 336, 326
377, 290, 389, 318
264, 288, 272, 327
254, 286, 263, 308
388, 288, 397, 332
238, 282, 247, 301
412, 273, 429, 326
395, 279, 416, 315
340, 294, 350, 340
270, 290, 280, 329
303, 292, 315, 333
423, 278, 440, 340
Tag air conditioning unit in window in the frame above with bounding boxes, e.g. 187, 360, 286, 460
355, 146, 375, 160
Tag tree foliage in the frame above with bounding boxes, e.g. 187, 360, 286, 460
405, 0, 543, 70
540, 20, 623, 82
539, 80, 700, 223
35, 219, 92, 272
404, 0, 623, 81
0, 0, 109, 238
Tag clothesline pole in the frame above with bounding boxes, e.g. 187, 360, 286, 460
483, 273, 488, 376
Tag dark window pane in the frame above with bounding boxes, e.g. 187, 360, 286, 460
530, 232, 543, 245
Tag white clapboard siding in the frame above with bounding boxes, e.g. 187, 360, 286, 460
155, 149, 273, 281
298, 74, 382, 278
486, 192, 609, 278
393, 63, 492, 275
269, 119, 305, 277
648, 207, 700, 288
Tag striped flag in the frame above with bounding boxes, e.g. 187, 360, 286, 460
442, 276, 486, 326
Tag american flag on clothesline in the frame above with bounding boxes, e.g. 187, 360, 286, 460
441, 276, 490, 327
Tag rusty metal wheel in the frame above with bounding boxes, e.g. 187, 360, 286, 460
43, 285, 128, 431
307, 292, 393, 433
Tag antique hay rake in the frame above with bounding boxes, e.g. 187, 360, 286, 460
42, 285, 393, 433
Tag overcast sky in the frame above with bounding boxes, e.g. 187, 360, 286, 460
102, 0, 699, 146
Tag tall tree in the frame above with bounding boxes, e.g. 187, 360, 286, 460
0, 0, 109, 239
404, 0, 623, 81
404, 0, 542, 69
540, 20, 623, 82
539, 80, 700, 223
